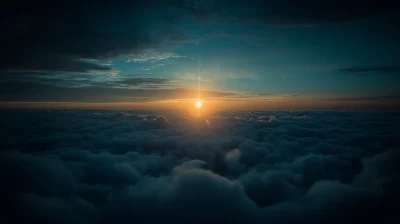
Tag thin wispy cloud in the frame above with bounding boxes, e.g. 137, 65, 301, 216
335, 65, 400, 75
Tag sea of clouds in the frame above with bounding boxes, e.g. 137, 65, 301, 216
1, 109, 399, 223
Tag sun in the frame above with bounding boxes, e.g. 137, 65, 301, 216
195, 101, 203, 108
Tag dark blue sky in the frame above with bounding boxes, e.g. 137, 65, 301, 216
1, 0, 399, 109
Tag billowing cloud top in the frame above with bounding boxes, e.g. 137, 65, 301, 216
1, 109, 399, 223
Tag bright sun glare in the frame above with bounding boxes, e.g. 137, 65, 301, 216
195, 101, 203, 108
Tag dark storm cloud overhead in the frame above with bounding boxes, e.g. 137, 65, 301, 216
335, 65, 400, 76
1, 110, 399, 223
1, 0, 194, 74
2, 0, 398, 75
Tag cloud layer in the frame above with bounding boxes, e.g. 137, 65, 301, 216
184, 0, 397, 25
335, 65, 400, 76
1, 109, 399, 223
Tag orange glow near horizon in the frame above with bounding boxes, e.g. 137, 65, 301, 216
1, 94, 399, 111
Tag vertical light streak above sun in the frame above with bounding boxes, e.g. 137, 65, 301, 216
195, 60, 203, 108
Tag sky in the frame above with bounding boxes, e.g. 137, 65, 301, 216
1, 0, 400, 110
2, 2, 400, 222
